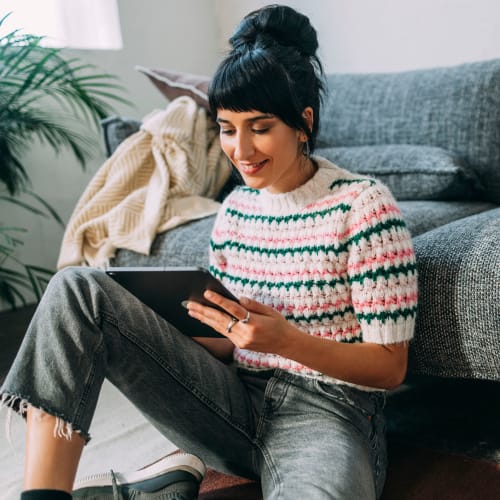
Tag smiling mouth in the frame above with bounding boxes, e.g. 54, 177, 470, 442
238, 160, 267, 174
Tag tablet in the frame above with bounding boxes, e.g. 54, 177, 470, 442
105, 266, 238, 337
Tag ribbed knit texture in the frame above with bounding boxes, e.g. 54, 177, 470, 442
209, 157, 418, 383
57, 96, 231, 269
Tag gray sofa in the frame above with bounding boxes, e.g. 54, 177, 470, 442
104, 58, 499, 382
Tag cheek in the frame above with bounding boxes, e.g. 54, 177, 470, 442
219, 137, 232, 158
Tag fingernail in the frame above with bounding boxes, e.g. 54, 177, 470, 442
181, 300, 190, 309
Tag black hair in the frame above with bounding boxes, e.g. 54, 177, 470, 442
208, 4, 325, 152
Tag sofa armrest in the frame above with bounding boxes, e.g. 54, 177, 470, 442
409, 208, 500, 380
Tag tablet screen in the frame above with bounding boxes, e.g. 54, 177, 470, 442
105, 266, 238, 337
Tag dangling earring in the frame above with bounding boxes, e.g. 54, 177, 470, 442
302, 139, 311, 159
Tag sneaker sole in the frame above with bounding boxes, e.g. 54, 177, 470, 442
73, 451, 206, 489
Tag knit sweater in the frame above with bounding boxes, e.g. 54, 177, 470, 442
209, 157, 418, 384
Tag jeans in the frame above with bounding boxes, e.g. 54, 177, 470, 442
1, 267, 388, 499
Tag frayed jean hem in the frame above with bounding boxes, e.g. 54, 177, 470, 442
0, 391, 90, 445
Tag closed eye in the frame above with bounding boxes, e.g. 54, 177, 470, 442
252, 128, 269, 134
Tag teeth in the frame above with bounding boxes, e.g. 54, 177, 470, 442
240, 160, 264, 169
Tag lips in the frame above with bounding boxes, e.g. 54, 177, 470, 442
238, 159, 267, 174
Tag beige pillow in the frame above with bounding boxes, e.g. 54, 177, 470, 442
136, 66, 210, 110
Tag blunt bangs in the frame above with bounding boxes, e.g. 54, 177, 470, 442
209, 51, 304, 131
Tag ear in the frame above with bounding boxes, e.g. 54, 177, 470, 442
302, 107, 314, 133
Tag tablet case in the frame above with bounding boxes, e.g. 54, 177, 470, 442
105, 266, 237, 337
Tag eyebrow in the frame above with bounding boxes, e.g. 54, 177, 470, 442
216, 114, 274, 124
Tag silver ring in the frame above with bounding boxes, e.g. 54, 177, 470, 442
225, 317, 238, 333
240, 311, 250, 324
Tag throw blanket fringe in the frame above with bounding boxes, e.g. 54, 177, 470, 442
57, 96, 230, 269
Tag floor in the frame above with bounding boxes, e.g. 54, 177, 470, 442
1, 305, 500, 499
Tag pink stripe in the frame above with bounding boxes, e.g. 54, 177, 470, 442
339, 204, 402, 239
227, 200, 260, 212
276, 297, 352, 315
212, 204, 402, 246
353, 292, 418, 310
347, 247, 415, 273
212, 229, 349, 246
225, 263, 347, 283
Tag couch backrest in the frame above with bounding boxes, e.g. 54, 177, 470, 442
318, 59, 500, 203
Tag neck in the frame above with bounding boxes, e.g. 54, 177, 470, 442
293, 156, 318, 191
268, 156, 318, 194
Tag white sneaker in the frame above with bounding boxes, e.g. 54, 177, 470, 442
73, 451, 206, 499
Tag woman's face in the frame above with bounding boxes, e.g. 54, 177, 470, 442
216, 109, 310, 194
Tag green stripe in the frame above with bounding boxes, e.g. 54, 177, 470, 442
349, 262, 417, 285
329, 178, 376, 190
224, 203, 351, 224
210, 217, 408, 257
357, 306, 417, 324
210, 267, 349, 293
210, 239, 349, 258
235, 186, 259, 196
287, 306, 356, 323
211, 262, 415, 297
349, 219, 408, 246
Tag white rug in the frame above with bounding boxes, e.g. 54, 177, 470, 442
0, 380, 177, 500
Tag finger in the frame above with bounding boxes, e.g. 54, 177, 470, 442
204, 290, 248, 321
239, 296, 273, 314
187, 303, 234, 338
186, 299, 244, 337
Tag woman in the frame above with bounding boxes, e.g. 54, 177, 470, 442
1, 5, 417, 499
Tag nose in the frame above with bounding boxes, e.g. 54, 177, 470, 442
233, 131, 254, 161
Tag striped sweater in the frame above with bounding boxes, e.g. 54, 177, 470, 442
209, 156, 418, 383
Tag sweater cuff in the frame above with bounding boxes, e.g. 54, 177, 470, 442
361, 317, 415, 344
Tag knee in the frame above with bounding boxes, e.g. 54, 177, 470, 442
49, 266, 104, 290
43, 266, 107, 307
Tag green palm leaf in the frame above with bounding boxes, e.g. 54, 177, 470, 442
0, 13, 130, 308
0, 13, 131, 195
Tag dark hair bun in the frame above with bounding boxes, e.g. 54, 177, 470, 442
230, 4, 318, 58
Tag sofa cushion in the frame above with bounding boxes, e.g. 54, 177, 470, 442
101, 116, 141, 157
111, 215, 214, 269
398, 200, 498, 236
317, 145, 480, 200
318, 59, 500, 203
136, 66, 210, 111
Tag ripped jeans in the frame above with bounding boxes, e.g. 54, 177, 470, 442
1, 267, 388, 499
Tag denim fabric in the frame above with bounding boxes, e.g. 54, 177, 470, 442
1, 267, 387, 499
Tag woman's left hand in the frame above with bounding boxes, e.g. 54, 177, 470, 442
186, 291, 292, 354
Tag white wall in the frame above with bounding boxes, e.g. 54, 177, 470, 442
215, 0, 500, 73
3, 0, 500, 308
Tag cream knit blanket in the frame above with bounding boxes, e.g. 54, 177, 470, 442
57, 96, 231, 269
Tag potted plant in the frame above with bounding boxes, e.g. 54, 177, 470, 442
0, 13, 129, 308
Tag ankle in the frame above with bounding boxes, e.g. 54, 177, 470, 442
21, 490, 72, 500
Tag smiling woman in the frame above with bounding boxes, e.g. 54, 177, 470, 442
216, 110, 317, 193
0, 5, 418, 500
